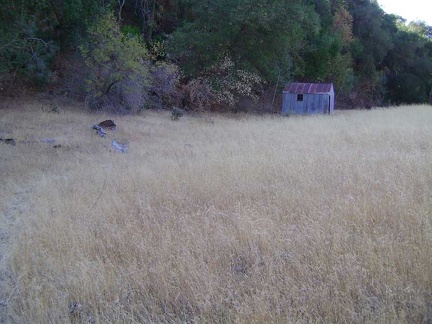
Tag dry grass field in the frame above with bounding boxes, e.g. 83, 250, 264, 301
0, 98, 431, 323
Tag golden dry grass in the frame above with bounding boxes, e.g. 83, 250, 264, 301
1, 98, 432, 323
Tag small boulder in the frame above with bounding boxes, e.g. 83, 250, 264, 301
98, 120, 116, 130
93, 120, 116, 137
112, 140, 128, 153
92, 124, 107, 137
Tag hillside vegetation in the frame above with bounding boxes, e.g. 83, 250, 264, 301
1, 100, 431, 322
1, 0, 431, 110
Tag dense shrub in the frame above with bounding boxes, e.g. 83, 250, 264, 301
182, 77, 215, 112
147, 62, 182, 110
208, 55, 262, 107
180, 55, 262, 112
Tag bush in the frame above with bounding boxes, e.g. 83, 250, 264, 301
207, 55, 262, 107
147, 62, 182, 110
181, 55, 263, 112
80, 11, 150, 112
182, 77, 215, 112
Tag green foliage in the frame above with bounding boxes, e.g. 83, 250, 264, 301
387, 73, 428, 104
347, 0, 391, 100
297, 3, 354, 94
0, 0, 58, 85
169, 0, 319, 83
0, 0, 431, 107
50, 0, 113, 49
122, 25, 141, 38
406, 21, 432, 39
80, 11, 150, 111
384, 27, 432, 104
130, 0, 178, 43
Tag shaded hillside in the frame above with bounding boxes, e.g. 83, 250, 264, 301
0, 0, 431, 110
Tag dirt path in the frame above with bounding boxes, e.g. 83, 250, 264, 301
0, 188, 32, 323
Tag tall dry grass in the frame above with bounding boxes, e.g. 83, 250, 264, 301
1, 99, 432, 323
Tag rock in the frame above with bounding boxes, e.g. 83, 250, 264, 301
93, 120, 116, 137
0, 138, 16, 146
112, 140, 128, 153
92, 124, 107, 137
98, 120, 116, 130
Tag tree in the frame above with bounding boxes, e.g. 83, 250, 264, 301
127, 0, 179, 43
165, 0, 320, 109
347, 0, 395, 104
0, 0, 58, 86
168, 0, 319, 83
80, 11, 150, 111
384, 26, 432, 104
295, 2, 353, 94
407, 21, 432, 39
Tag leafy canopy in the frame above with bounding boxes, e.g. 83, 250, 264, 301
80, 11, 150, 111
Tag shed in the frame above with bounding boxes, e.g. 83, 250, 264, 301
282, 82, 335, 115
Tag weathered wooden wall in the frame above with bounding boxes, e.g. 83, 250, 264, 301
282, 93, 333, 115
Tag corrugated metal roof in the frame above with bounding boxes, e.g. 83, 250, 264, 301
283, 83, 333, 94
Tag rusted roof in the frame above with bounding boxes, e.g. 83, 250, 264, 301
284, 83, 333, 94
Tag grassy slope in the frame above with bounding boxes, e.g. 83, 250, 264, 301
1, 99, 432, 322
